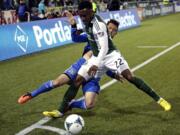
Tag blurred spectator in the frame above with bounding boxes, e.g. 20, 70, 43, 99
30, 7, 42, 21
3, 0, 14, 10
45, 11, 53, 19
59, 0, 65, 6
14, 0, 19, 8
16, 0, 29, 22
98, 0, 107, 12
0, 17, 7, 25
163, 0, 169, 5
108, 0, 121, 11
122, 1, 128, 9
11, 10, 18, 23
38, 0, 46, 15
90, 0, 97, 12
73, 0, 79, 5
29, 0, 38, 9
0, 1, 3, 9
7, 17, 11, 24
54, 11, 61, 18
104, 0, 109, 3
65, 0, 73, 6
48, 0, 56, 7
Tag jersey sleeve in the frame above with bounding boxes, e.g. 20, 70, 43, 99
71, 28, 88, 42
93, 21, 109, 66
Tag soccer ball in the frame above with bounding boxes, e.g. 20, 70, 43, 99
64, 114, 85, 135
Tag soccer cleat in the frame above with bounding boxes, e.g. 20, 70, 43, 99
18, 92, 32, 104
42, 110, 63, 118
157, 98, 171, 111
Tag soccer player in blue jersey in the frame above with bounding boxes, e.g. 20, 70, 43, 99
18, 16, 122, 108
44, 1, 171, 117
42, 13, 124, 117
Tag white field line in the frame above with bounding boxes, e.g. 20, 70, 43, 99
15, 42, 180, 135
137, 45, 168, 48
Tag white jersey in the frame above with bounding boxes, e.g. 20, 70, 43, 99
79, 15, 129, 80
85, 15, 117, 67
78, 50, 130, 81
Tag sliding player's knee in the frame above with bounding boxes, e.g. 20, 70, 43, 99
53, 78, 65, 87
126, 74, 134, 82
122, 69, 134, 81
85, 100, 95, 109
52, 80, 60, 87
53, 74, 70, 87
122, 72, 134, 82
53, 79, 65, 87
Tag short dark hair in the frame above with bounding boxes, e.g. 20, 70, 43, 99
78, 1, 92, 10
107, 19, 119, 28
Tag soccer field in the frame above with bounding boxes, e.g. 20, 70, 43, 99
0, 13, 180, 135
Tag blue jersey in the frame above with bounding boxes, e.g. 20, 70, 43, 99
71, 28, 92, 56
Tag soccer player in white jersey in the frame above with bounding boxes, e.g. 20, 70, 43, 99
18, 10, 123, 116
44, 1, 171, 117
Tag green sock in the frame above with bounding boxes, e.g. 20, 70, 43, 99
130, 77, 160, 101
58, 83, 79, 113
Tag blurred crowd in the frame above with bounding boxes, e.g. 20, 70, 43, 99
0, 0, 177, 25
0, 0, 81, 25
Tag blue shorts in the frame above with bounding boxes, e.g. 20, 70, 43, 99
64, 57, 86, 81
64, 44, 91, 80
82, 78, 100, 94
82, 44, 91, 56
64, 57, 100, 94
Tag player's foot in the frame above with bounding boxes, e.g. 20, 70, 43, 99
18, 92, 32, 104
43, 110, 63, 118
157, 98, 171, 111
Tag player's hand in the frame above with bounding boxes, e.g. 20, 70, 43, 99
88, 65, 98, 76
64, 10, 76, 25
115, 74, 125, 83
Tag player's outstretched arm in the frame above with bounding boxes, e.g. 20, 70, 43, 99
88, 21, 109, 76
93, 21, 109, 66
65, 10, 88, 42
65, 10, 76, 25
71, 29, 88, 42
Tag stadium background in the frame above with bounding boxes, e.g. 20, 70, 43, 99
0, 0, 180, 135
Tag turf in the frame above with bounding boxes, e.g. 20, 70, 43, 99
0, 13, 180, 135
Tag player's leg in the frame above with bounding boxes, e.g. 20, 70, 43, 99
18, 74, 70, 104
84, 91, 98, 109
121, 69, 161, 101
104, 51, 171, 111
69, 78, 100, 110
18, 57, 86, 104
42, 57, 95, 117
58, 75, 85, 113
42, 91, 98, 118
43, 74, 86, 117
121, 69, 171, 111
70, 92, 98, 110
68, 93, 96, 110
60, 57, 98, 112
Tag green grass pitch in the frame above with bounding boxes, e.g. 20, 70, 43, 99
0, 13, 180, 135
